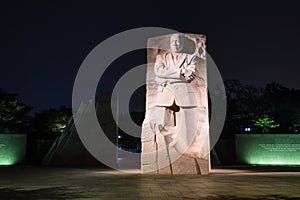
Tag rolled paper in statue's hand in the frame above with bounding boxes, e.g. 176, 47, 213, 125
182, 65, 196, 77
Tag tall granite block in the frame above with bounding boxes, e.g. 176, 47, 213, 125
141, 33, 210, 174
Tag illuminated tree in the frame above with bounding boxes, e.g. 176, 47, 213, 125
0, 88, 32, 134
32, 106, 71, 138
253, 114, 280, 133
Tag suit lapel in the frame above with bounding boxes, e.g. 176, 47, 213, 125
176, 54, 187, 68
166, 53, 187, 68
166, 53, 175, 68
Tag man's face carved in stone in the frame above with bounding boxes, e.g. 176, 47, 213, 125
170, 34, 184, 53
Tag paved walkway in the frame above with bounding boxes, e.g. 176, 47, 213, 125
0, 166, 299, 199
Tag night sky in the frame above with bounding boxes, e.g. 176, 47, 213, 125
1, 1, 300, 113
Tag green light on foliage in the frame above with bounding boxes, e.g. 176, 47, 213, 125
52, 123, 66, 133
253, 115, 280, 133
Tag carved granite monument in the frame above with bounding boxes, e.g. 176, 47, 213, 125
43, 93, 116, 167
141, 33, 210, 174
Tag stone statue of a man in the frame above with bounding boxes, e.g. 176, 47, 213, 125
153, 33, 200, 153
142, 33, 209, 174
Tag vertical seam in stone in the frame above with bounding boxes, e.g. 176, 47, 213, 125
194, 158, 201, 175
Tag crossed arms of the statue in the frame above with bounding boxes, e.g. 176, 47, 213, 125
154, 54, 199, 82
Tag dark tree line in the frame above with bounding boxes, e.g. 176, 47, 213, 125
32, 106, 72, 139
223, 80, 300, 138
0, 88, 72, 138
1, 80, 299, 140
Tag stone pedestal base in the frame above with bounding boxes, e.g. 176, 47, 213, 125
158, 154, 209, 175
141, 130, 210, 175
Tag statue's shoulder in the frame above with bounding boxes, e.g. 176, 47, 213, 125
156, 52, 170, 61
160, 52, 171, 57
186, 54, 200, 63
186, 53, 198, 59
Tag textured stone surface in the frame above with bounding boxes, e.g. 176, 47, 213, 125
43, 94, 117, 167
141, 34, 210, 174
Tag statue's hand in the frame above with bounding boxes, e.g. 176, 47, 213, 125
185, 73, 196, 82
181, 65, 196, 80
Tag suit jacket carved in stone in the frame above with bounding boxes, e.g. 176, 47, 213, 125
154, 52, 199, 107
